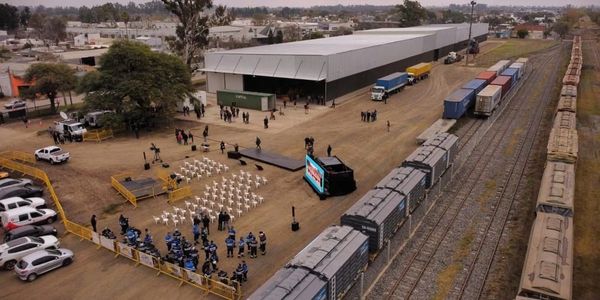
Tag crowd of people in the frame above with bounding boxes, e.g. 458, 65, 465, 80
360, 110, 378, 122
174, 128, 194, 145
94, 212, 269, 288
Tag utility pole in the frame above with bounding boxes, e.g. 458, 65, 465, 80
465, 1, 477, 66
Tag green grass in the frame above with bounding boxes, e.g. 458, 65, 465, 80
475, 39, 559, 68
434, 229, 474, 300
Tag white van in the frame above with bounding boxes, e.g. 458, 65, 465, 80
0, 207, 57, 230
0, 197, 47, 212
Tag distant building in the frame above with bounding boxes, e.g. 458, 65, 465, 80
513, 24, 546, 39
209, 25, 268, 43
74, 33, 101, 47
135, 36, 163, 51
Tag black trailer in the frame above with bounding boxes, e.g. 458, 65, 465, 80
287, 226, 369, 300
375, 167, 427, 213
341, 189, 407, 252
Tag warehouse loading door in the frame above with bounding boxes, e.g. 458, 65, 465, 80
434, 49, 440, 61
261, 97, 267, 111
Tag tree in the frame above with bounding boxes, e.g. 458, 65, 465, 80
42, 17, 67, 46
24, 63, 77, 113
79, 40, 192, 129
19, 7, 31, 28
442, 10, 466, 23
309, 31, 325, 39
516, 29, 529, 39
394, 0, 429, 27
161, 0, 230, 70
252, 13, 268, 26
552, 21, 569, 38
0, 4, 19, 31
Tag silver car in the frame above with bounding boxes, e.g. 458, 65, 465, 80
0, 178, 33, 193
14, 248, 73, 281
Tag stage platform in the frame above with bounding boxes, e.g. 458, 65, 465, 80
120, 178, 164, 199
238, 148, 305, 171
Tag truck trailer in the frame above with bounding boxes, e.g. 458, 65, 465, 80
474, 84, 502, 117
371, 72, 408, 101
407, 63, 432, 85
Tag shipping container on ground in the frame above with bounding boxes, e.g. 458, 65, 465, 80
422, 133, 458, 169
487, 60, 511, 76
490, 75, 512, 98
216, 90, 276, 111
536, 161, 575, 217
475, 84, 502, 117
462, 79, 488, 95
557, 95, 577, 113
287, 225, 369, 300
248, 267, 328, 300
475, 71, 497, 84
560, 85, 577, 97
374, 167, 427, 213
402, 145, 448, 188
443, 88, 476, 119
547, 128, 578, 164
341, 188, 407, 252
509, 62, 525, 79
501, 68, 519, 84
553, 111, 577, 130
517, 212, 573, 300
406, 62, 432, 80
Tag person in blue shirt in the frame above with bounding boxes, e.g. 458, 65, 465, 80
228, 226, 236, 240
144, 228, 153, 245
225, 237, 235, 257
193, 223, 200, 245
241, 260, 248, 282
237, 237, 245, 258
184, 258, 196, 272
164, 232, 173, 251
245, 232, 254, 252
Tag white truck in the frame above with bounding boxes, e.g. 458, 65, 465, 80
84, 110, 113, 128
34, 146, 70, 164
371, 72, 409, 101
54, 120, 87, 142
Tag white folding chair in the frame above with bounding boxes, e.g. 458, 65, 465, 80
172, 219, 179, 227
236, 209, 243, 218
244, 203, 250, 211
153, 216, 161, 224
258, 196, 264, 203
179, 214, 186, 224
173, 207, 181, 215
210, 215, 216, 223
162, 216, 169, 225
251, 200, 258, 208
229, 214, 235, 223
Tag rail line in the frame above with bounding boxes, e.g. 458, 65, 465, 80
453, 44, 564, 299
377, 48, 559, 300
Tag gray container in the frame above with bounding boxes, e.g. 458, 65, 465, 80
402, 145, 448, 189
423, 133, 458, 169
248, 267, 328, 300
375, 167, 427, 213
288, 225, 369, 300
341, 189, 407, 252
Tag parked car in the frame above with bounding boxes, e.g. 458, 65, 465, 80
0, 172, 8, 179
0, 197, 47, 212
0, 207, 57, 230
0, 236, 59, 270
0, 185, 44, 200
34, 146, 70, 164
0, 178, 33, 193
3, 99, 26, 110
15, 248, 73, 281
3, 225, 57, 242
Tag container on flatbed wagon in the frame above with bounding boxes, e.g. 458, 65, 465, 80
501, 68, 519, 84
487, 60, 511, 76
474, 85, 502, 117
490, 75, 512, 98
443, 88, 476, 119
462, 79, 488, 95
476, 71, 497, 84
509, 63, 524, 79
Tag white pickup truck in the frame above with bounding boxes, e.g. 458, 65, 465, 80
34, 146, 70, 164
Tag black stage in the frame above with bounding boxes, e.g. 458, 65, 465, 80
238, 148, 305, 171
120, 178, 163, 199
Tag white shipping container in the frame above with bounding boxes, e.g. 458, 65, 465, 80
475, 85, 502, 117
487, 60, 511, 76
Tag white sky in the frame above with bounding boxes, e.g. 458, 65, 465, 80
3, 0, 598, 8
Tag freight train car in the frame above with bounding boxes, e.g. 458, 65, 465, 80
553, 111, 577, 131
536, 161, 575, 217
474, 85, 502, 117
547, 128, 578, 164
560, 85, 577, 97
422, 133, 458, 169
557, 96, 577, 113
341, 188, 407, 252
517, 213, 573, 300
490, 75, 512, 98
375, 167, 427, 213
287, 226, 369, 300
443, 88, 476, 119
402, 145, 448, 189
248, 267, 328, 300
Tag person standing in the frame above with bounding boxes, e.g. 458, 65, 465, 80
220, 141, 225, 154
217, 211, 224, 231
144, 228, 153, 244
225, 236, 235, 258
202, 214, 210, 234
193, 222, 200, 244
327, 145, 332, 157
366, 111, 371, 123
255, 137, 262, 150
263, 116, 268, 129
228, 226, 236, 241
90, 214, 97, 232
165, 232, 173, 251
188, 130, 194, 144
241, 260, 248, 282
223, 212, 230, 229
237, 237, 245, 258
201, 227, 208, 245
249, 237, 258, 258
387, 120, 391, 132
182, 131, 188, 145
203, 129, 208, 143
258, 231, 267, 255
118, 214, 128, 235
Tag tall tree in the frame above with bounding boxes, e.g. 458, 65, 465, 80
19, 7, 31, 28
79, 40, 192, 129
161, 0, 230, 70
0, 3, 19, 31
42, 17, 67, 46
394, 0, 429, 27
24, 63, 77, 113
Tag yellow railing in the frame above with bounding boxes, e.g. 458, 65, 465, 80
168, 186, 192, 204
111, 173, 138, 207
0, 157, 67, 222
83, 128, 114, 142
64, 220, 93, 240
0, 150, 35, 164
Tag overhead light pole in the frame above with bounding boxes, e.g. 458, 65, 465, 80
465, 0, 477, 66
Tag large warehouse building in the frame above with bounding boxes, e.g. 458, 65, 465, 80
203, 23, 488, 102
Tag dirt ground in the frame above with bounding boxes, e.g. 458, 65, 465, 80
0, 41, 499, 299
573, 18, 600, 300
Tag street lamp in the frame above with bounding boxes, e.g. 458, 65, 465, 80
465, 1, 476, 66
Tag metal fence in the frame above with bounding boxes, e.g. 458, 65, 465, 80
83, 129, 114, 142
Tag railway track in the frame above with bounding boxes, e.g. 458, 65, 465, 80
372, 47, 561, 300
452, 44, 564, 300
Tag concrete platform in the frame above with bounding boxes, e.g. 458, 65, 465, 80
239, 148, 305, 171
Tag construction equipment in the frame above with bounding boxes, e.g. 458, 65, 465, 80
444, 52, 464, 64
